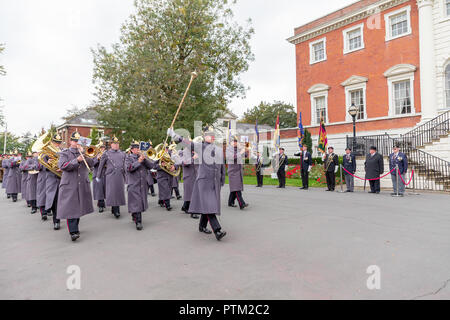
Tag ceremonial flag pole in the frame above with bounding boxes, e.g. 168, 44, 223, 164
318, 118, 328, 155
298, 112, 304, 171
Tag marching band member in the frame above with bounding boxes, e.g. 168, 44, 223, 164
168, 127, 227, 241
254, 151, 264, 188
2, 153, 11, 198
323, 147, 339, 192
22, 152, 33, 207
26, 152, 39, 214
44, 134, 63, 230
57, 131, 94, 242
6, 150, 21, 202
97, 136, 126, 219
36, 151, 48, 220
295, 145, 312, 190
276, 148, 288, 189
226, 137, 248, 210
126, 141, 156, 230
171, 149, 182, 200
365, 146, 384, 194
146, 141, 156, 197
156, 147, 175, 211
20, 153, 31, 203
179, 144, 199, 219
92, 143, 106, 213
343, 147, 356, 193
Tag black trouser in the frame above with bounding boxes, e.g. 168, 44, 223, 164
112, 206, 120, 214
11, 193, 18, 201
369, 180, 380, 193
325, 171, 335, 190
31, 200, 37, 209
163, 199, 171, 208
182, 201, 191, 211
277, 171, 286, 188
172, 187, 180, 198
256, 171, 263, 187
132, 213, 142, 224
51, 189, 60, 224
97, 199, 105, 208
149, 185, 155, 194
40, 206, 46, 217
67, 218, 80, 234
301, 169, 309, 188
199, 214, 221, 233
228, 191, 246, 208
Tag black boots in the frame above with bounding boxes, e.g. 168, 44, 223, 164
191, 214, 199, 219
112, 207, 120, 219
215, 230, 227, 241
199, 227, 212, 234
54, 222, 60, 230
71, 233, 80, 242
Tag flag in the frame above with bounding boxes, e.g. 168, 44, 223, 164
255, 120, 260, 145
318, 118, 328, 153
297, 112, 304, 149
227, 120, 232, 145
273, 113, 280, 150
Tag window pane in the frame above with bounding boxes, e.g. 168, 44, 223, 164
391, 12, 408, 37
313, 42, 324, 61
350, 89, 365, 120
445, 64, 450, 108
314, 96, 326, 124
348, 29, 362, 51
447, 0, 450, 16
393, 81, 411, 115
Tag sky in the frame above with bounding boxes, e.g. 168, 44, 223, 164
0, 0, 356, 136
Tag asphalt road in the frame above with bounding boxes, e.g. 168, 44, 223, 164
1, 185, 449, 300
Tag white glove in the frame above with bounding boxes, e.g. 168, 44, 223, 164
150, 169, 157, 173
335, 167, 339, 173
95, 178, 101, 183
167, 128, 176, 138
308, 167, 311, 173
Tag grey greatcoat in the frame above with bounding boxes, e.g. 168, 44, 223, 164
92, 157, 106, 201
6, 158, 21, 194
146, 169, 155, 187
180, 150, 198, 202
175, 137, 225, 215
26, 158, 38, 202
97, 149, 126, 207
2, 159, 10, 189
43, 154, 60, 211
226, 146, 244, 193
20, 161, 28, 199
57, 148, 94, 220
126, 154, 155, 213
156, 165, 173, 201
36, 161, 47, 207
365, 153, 385, 179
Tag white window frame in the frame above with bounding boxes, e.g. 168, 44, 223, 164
387, 73, 416, 117
444, 61, 450, 109
309, 37, 327, 65
310, 91, 329, 125
446, 0, 450, 17
384, 5, 412, 42
345, 83, 367, 121
342, 23, 365, 54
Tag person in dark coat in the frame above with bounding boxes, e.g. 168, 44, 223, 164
155, 150, 176, 211
20, 154, 31, 203
126, 141, 156, 230
365, 146, 384, 194
389, 145, 408, 196
44, 134, 63, 230
179, 147, 199, 219
295, 145, 312, 190
169, 127, 227, 241
57, 131, 94, 242
226, 138, 248, 210
36, 154, 48, 220
343, 147, 357, 193
253, 151, 264, 188
97, 136, 126, 219
2, 155, 11, 197
92, 144, 106, 212
323, 147, 339, 191
146, 141, 156, 197
276, 148, 288, 188
26, 153, 39, 214
6, 151, 21, 202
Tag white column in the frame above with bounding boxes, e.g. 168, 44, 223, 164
417, 0, 438, 122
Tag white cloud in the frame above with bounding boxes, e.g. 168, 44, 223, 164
0, 0, 355, 136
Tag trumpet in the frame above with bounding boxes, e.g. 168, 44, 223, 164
86, 143, 104, 158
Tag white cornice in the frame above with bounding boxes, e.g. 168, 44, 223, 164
308, 83, 331, 94
341, 75, 369, 86
383, 64, 417, 77
287, 0, 410, 45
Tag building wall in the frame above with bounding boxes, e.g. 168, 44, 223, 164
433, 0, 450, 111
295, 0, 421, 133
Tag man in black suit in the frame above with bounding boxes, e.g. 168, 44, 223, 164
276, 148, 288, 189
254, 151, 264, 188
323, 147, 339, 191
295, 145, 312, 190
365, 146, 384, 194
343, 147, 356, 192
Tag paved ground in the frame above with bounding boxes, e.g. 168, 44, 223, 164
1, 185, 450, 300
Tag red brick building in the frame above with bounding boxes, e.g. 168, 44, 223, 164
288, 0, 423, 154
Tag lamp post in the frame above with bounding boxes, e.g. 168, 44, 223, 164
348, 103, 358, 152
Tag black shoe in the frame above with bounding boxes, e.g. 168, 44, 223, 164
114, 213, 121, 219
228, 204, 237, 208
31, 208, 37, 214
47, 211, 53, 217
191, 214, 199, 219
71, 233, 80, 242
12, 197, 17, 202
136, 223, 143, 231
27, 204, 31, 208
151, 193, 156, 197
166, 206, 173, 212
215, 230, 227, 241
99, 207, 104, 213
42, 215, 48, 221
7, 195, 11, 199
240, 203, 249, 210
54, 223, 60, 230
300, 187, 305, 190
199, 227, 212, 234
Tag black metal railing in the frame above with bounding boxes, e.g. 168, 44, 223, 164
347, 133, 399, 157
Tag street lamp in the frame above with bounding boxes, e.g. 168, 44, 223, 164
348, 103, 358, 152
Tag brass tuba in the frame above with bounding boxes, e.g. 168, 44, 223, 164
150, 143, 181, 177
32, 132, 62, 178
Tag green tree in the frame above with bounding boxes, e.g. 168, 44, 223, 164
89, 127, 100, 145
304, 129, 313, 154
92, 0, 254, 145
240, 101, 298, 129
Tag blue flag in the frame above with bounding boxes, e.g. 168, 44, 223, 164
298, 112, 304, 149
